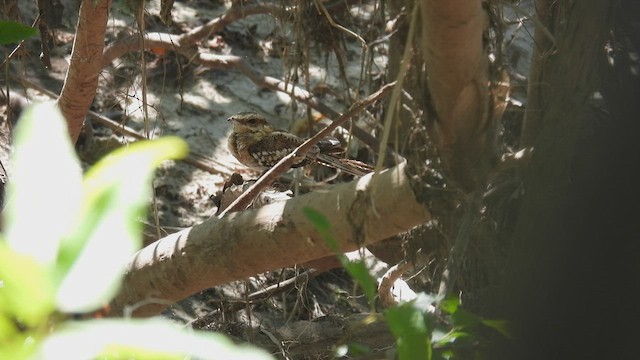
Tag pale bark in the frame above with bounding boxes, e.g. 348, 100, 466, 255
109, 163, 430, 317
57, 0, 111, 143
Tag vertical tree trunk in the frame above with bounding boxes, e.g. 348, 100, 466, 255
57, 0, 111, 143
420, 0, 495, 192
499, 1, 640, 358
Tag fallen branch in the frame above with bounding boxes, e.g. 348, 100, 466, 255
108, 162, 430, 317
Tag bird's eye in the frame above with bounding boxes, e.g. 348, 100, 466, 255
248, 118, 257, 125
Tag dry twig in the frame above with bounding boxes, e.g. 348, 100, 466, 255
216, 81, 396, 218
101, 6, 389, 155
14, 76, 235, 176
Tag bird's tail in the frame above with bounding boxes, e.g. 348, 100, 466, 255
314, 153, 374, 177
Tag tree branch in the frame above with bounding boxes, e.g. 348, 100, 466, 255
108, 163, 430, 317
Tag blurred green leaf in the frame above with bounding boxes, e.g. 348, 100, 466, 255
450, 307, 483, 329
4, 102, 83, 268
0, 241, 55, 328
56, 137, 188, 313
386, 301, 431, 360
482, 319, 513, 339
346, 343, 371, 356
303, 207, 378, 305
0, 102, 272, 359
302, 207, 338, 251
0, 331, 35, 360
37, 318, 273, 360
0, 21, 37, 44
439, 296, 459, 315
343, 259, 377, 305
432, 330, 476, 348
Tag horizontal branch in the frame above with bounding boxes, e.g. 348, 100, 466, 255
108, 163, 430, 317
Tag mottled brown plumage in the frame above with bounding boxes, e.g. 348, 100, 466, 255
227, 111, 372, 176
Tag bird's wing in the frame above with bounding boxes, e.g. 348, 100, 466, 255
247, 131, 307, 167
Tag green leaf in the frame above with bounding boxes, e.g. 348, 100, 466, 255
4, 102, 83, 268
55, 137, 188, 313
0, 21, 37, 45
302, 207, 338, 251
346, 343, 371, 356
450, 307, 483, 329
37, 318, 273, 360
303, 207, 378, 305
386, 301, 431, 360
481, 319, 513, 339
343, 259, 377, 305
432, 330, 477, 348
439, 296, 459, 315
0, 330, 35, 360
0, 241, 55, 328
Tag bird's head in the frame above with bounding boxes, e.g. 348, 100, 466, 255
228, 111, 273, 134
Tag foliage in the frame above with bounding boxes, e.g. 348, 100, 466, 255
0, 21, 37, 45
302, 207, 377, 306
0, 102, 272, 359
304, 207, 510, 359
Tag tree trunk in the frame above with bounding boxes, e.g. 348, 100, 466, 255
498, 0, 640, 358
419, 0, 495, 192
57, 0, 111, 143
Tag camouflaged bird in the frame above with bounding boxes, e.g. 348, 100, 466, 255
227, 111, 373, 176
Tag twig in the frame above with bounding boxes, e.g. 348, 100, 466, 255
14, 76, 235, 176
185, 268, 320, 329
102, 4, 280, 63
217, 81, 396, 218
101, 14, 392, 156
181, 4, 282, 46
377, 259, 413, 308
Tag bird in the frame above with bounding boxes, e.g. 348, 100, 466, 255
227, 111, 373, 177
